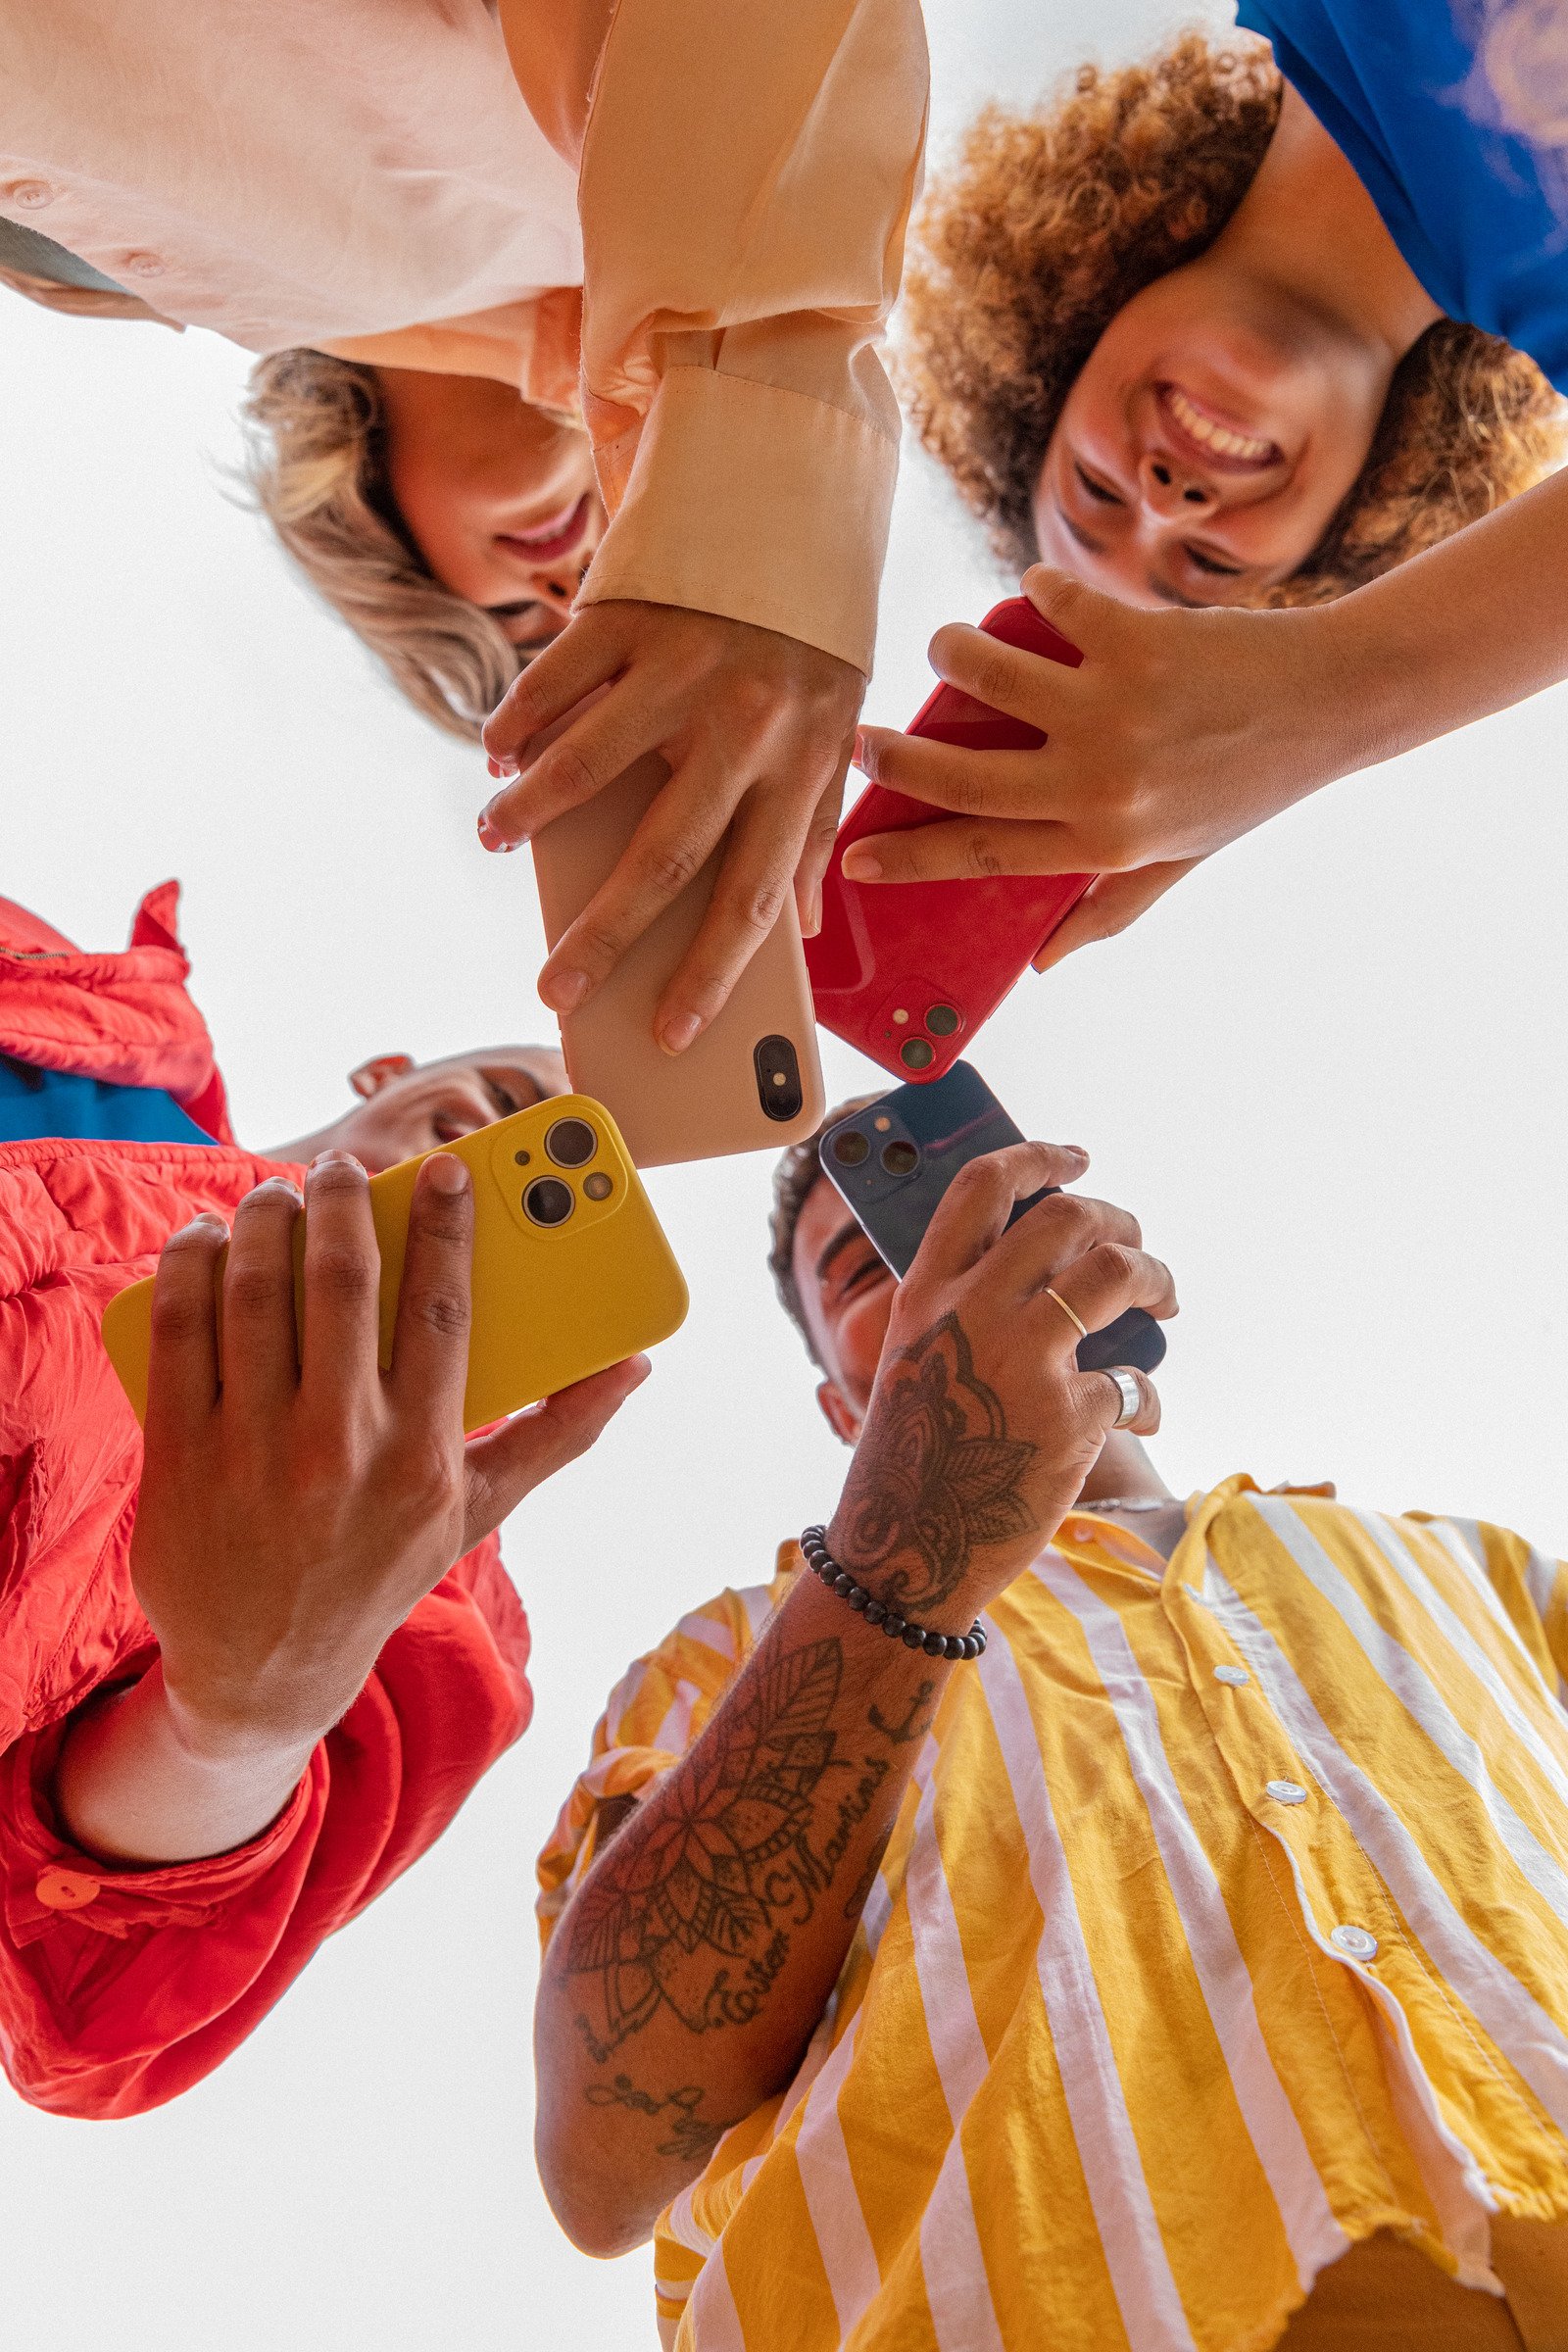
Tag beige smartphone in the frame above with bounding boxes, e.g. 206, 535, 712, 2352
530, 752, 826, 1168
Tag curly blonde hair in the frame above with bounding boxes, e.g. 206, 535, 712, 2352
241, 350, 526, 741
902, 33, 1566, 604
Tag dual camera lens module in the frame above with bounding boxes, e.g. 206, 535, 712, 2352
894, 1002, 960, 1073
832, 1129, 919, 1179
521, 1117, 612, 1227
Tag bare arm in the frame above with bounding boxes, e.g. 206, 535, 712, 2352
534, 1140, 1177, 2253
848, 466, 1568, 951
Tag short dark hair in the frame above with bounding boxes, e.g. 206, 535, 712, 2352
767, 1099, 880, 1370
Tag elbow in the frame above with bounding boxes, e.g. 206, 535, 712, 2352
534, 2113, 658, 2259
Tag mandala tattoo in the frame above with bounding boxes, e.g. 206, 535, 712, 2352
562, 1638, 889, 2060
835, 1311, 1037, 1612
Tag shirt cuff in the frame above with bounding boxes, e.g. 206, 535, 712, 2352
577, 367, 898, 676
1, 1719, 318, 1946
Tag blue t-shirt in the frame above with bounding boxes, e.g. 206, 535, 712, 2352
0, 1055, 215, 1147
1238, 0, 1568, 390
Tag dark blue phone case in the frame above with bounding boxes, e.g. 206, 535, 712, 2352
818, 1061, 1166, 1376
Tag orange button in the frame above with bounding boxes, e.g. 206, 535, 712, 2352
35, 1868, 100, 1911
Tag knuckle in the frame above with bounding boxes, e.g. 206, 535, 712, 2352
565, 914, 627, 973
310, 1244, 375, 1302
536, 740, 600, 806
642, 837, 707, 900
406, 1283, 470, 1343
226, 1263, 288, 1320
1091, 1241, 1137, 1290
721, 869, 788, 943
961, 832, 1004, 880
149, 1285, 211, 1345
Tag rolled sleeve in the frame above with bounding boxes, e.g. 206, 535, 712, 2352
0, 1542, 530, 2119
564, 0, 929, 673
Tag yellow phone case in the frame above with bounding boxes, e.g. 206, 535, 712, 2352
101, 1096, 689, 1433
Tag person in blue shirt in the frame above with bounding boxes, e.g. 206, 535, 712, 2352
848, 11, 1568, 971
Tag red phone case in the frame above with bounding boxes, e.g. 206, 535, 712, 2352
806, 597, 1092, 1083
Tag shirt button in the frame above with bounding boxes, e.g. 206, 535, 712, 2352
35, 1867, 101, 1910
1213, 1665, 1250, 1687
1265, 1779, 1308, 1805
121, 250, 166, 278
1331, 1924, 1379, 1961
6, 178, 55, 211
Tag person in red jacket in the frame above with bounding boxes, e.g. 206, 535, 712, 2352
0, 883, 643, 2117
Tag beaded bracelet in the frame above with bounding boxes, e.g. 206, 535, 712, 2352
800, 1526, 987, 1662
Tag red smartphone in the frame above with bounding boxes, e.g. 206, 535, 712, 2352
806, 597, 1091, 1083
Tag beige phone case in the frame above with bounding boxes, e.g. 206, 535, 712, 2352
531, 753, 826, 1167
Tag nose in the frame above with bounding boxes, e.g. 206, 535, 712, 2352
1138, 451, 1216, 518
534, 551, 595, 611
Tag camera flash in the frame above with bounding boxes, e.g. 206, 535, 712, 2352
891, 1007, 909, 1025
873, 1115, 891, 1132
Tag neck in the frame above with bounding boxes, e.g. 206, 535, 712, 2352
1213, 84, 1441, 365
1076, 1433, 1172, 1509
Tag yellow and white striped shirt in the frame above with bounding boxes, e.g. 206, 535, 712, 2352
537, 1477, 1568, 2352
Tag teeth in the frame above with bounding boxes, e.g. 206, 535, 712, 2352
1167, 387, 1273, 463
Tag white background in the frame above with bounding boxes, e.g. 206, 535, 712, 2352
4, 0, 1568, 2343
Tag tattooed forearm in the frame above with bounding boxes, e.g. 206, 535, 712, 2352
583, 2078, 741, 2164
869, 1678, 938, 1747
832, 1311, 1037, 1612
559, 1629, 925, 2064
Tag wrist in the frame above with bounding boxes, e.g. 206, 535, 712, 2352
811, 1521, 987, 1656
157, 1659, 335, 1772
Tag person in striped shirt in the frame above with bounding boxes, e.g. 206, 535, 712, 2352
534, 1111, 1568, 2351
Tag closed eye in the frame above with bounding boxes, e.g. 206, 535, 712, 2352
1074, 462, 1124, 507
1184, 546, 1245, 578
836, 1250, 888, 1301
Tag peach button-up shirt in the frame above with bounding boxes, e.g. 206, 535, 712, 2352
0, 0, 928, 673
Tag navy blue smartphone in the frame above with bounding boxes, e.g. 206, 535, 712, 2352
817, 1061, 1166, 1376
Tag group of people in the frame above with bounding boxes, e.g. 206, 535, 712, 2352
6, 0, 1568, 2346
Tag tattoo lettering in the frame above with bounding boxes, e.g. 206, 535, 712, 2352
869, 1678, 939, 1747
583, 2077, 737, 2164
835, 1312, 1036, 1611
843, 1826, 892, 1924
564, 1638, 853, 2058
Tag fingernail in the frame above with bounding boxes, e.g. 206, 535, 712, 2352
1062, 1146, 1090, 1166
626, 1354, 653, 1390
659, 1012, 701, 1055
311, 1150, 365, 1176
424, 1152, 469, 1194
172, 1211, 226, 1239
853, 731, 868, 771
477, 809, 517, 855
803, 886, 823, 939
253, 1177, 303, 1203
543, 968, 587, 1013
486, 756, 501, 780
496, 755, 520, 779
841, 849, 881, 882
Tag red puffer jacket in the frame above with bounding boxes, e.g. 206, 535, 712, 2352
0, 888, 530, 2117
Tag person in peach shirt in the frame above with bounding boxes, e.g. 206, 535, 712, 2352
0, 0, 929, 1049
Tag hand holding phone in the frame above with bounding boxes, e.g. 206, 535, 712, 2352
817, 1062, 1167, 1376
806, 599, 1094, 1084
102, 1096, 688, 1430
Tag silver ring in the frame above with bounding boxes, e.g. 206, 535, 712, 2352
1104, 1367, 1142, 1428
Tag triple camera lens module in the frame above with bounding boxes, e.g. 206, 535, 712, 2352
522, 1176, 575, 1227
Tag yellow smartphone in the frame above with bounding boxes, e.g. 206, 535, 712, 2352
101, 1096, 689, 1432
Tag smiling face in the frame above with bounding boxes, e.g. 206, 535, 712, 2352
1033, 252, 1392, 609
375, 368, 604, 654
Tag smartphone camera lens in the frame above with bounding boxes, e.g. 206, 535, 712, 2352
545, 1117, 597, 1168
522, 1176, 574, 1227
582, 1171, 612, 1201
900, 1037, 936, 1071
925, 1004, 960, 1037
832, 1129, 870, 1167
881, 1140, 919, 1177
754, 1035, 804, 1123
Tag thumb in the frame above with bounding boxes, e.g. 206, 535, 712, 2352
1031, 859, 1201, 972
460, 1354, 652, 1547
1019, 564, 1127, 662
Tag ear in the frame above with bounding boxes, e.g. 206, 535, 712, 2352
349, 1053, 416, 1101
815, 1380, 862, 1447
